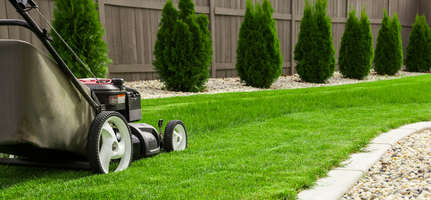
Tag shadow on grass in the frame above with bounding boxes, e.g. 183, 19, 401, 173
0, 165, 91, 190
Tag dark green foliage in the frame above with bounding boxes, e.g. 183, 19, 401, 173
339, 9, 374, 79
194, 15, 213, 86
178, 0, 194, 20
236, 0, 283, 88
294, 0, 335, 83
406, 15, 431, 72
359, 10, 375, 75
52, 0, 110, 78
294, 1, 314, 80
154, 0, 213, 92
374, 12, 392, 75
392, 13, 404, 74
374, 11, 403, 75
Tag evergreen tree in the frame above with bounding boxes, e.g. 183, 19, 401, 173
178, 0, 195, 20
194, 15, 213, 86
52, 0, 110, 78
375, 11, 403, 75
359, 9, 375, 76
294, 0, 315, 81
153, 0, 213, 92
392, 13, 404, 74
374, 11, 391, 75
236, 0, 256, 84
339, 9, 374, 79
294, 0, 335, 83
406, 15, 431, 72
236, 0, 282, 88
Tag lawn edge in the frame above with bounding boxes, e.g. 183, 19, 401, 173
297, 121, 431, 200
141, 73, 430, 100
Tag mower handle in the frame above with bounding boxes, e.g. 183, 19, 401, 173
0, 19, 31, 29
15, 0, 37, 9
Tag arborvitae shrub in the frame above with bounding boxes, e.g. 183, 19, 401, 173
294, 0, 335, 83
236, 0, 283, 88
374, 11, 392, 75
406, 15, 431, 72
154, 0, 212, 92
359, 9, 375, 76
392, 13, 404, 74
294, 1, 314, 81
52, 0, 110, 78
375, 11, 403, 75
339, 9, 374, 79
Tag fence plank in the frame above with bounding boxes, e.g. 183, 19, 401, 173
209, 0, 216, 77
0, 0, 8, 38
290, 0, 295, 74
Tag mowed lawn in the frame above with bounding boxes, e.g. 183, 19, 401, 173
2, 75, 431, 199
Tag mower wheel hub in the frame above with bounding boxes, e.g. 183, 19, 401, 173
98, 116, 131, 173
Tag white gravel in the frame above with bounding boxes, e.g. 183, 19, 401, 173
126, 71, 425, 99
343, 129, 431, 200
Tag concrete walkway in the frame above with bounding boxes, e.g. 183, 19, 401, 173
298, 122, 431, 200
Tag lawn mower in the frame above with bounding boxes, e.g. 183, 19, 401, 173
0, 0, 187, 174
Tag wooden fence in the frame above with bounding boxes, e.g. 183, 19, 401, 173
0, 0, 425, 80
421, 0, 431, 23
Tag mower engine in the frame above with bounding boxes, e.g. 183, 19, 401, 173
80, 78, 161, 160
79, 78, 142, 122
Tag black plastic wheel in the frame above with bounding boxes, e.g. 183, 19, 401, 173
87, 111, 133, 174
163, 120, 187, 152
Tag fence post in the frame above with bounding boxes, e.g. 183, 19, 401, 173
209, 0, 217, 78
290, 0, 296, 75
98, 0, 106, 43
98, 0, 105, 27
388, 0, 391, 16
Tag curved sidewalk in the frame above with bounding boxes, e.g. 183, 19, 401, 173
298, 122, 431, 200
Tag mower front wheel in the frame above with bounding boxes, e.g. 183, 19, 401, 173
163, 120, 187, 152
88, 111, 133, 174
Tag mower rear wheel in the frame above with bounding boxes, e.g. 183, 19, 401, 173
163, 120, 187, 152
88, 111, 133, 174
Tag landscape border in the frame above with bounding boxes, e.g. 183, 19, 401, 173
298, 121, 431, 200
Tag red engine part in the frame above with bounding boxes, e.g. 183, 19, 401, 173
79, 78, 112, 85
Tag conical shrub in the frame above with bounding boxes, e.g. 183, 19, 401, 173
375, 11, 403, 75
294, 0, 335, 83
406, 15, 431, 72
236, 0, 283, 88
339, 9, 374, 79
153, 0, 213, 92
52, 0, 110, 78
294, 0, 314, 81
359, 9, 375, 76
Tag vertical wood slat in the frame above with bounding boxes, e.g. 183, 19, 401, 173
5, 0, 19, 39
98, 0, 106, 31
290, 0, 295, 75
0, 0, 8, 38
388, 0, 391, 16
209, 0, 216, 77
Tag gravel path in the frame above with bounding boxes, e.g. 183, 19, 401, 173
126, 71, 425, 99
343, 129, 431, 200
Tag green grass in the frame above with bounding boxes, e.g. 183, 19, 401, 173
2, 74, 431, 199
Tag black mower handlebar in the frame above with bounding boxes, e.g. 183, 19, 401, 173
16, 0, 37, 9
